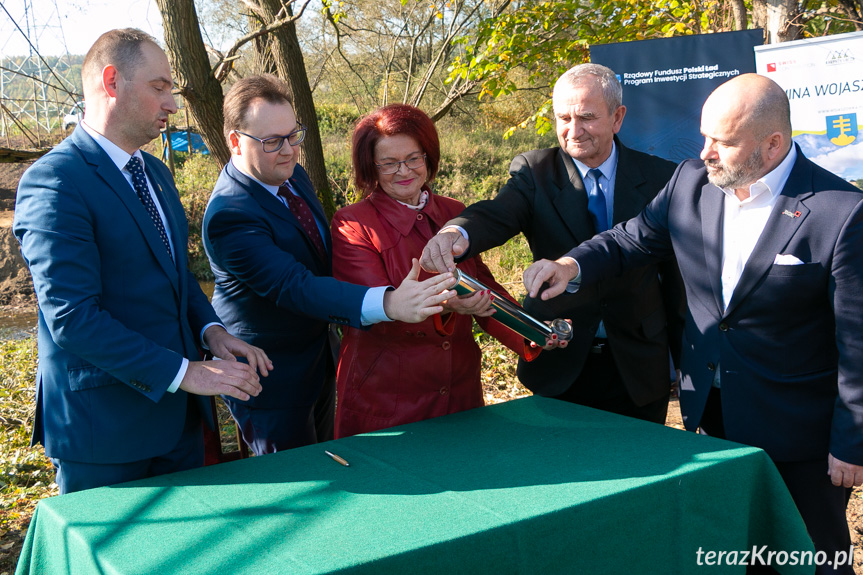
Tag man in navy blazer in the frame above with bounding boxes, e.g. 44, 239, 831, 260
524, 74, 863, 570
13, 29, 270, 494
203, 75, 454, 455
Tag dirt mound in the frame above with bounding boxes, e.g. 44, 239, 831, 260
0, 162, 35, 305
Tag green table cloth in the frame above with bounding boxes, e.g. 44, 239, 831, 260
16, 396, 814, 574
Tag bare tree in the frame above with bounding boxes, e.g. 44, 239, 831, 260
751, 0, 804, 43
156, 0, 231, 166
319, 0, 512, 117
729, 0, 748, 30
242, 0, 336, 218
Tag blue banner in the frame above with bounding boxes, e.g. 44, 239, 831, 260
590, 30, 763, 163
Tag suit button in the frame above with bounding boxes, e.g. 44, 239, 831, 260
441, 341, 451, 350
707, 362, 716, 371
439, 386, 449, 395
719, 323, 729, 332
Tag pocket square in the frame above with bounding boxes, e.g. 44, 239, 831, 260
773, 254, 805, 265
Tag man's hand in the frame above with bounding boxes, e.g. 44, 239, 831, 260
180, 360, 263, 401
203, 325, 273, 377
421, 230, 468, 273
384, 258, 456, 323
523, 257, 581, 301
443, 289, 495, 317
828, 454, 863, 488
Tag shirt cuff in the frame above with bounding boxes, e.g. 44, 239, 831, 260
563, 257, 582, 293
361, 286, 392, 326
440, 225, 469, 242
199, 322, 226, 350
167, 358, 189, 393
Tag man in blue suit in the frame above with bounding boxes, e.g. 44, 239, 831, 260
203, 75, 455, 455
13, 29, 271, 495
524, 74, 863, 571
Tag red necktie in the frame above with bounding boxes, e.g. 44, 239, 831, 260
278, 185, 327, 261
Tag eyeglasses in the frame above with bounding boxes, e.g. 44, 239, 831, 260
375, 153, 427, 175
234, 124, 306, 153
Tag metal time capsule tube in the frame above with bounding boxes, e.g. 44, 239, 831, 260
451, 269, 572, 346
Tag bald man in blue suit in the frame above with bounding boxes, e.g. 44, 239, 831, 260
524, 74, 863, 572
13, 29, 270, 494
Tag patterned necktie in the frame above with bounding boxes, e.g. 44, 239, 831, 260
278, 184, 327, 261
125, 156, 173, 261
587, 168, 609, 233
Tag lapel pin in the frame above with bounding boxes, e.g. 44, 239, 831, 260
781, 209, 801, 219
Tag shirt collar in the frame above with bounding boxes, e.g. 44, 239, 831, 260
81, 120, 144, 171
571, 140, 618, 181
369, 185, 445, 236
719, 145, 797, 202
229, 158, 283, 197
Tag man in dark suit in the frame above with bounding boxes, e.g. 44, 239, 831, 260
524, 73, 863, 570
13, 29, 270, 495
203, 75, 454, 455
421, 64, 683, 424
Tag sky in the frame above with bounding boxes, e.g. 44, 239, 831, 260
0, 0, 164, 58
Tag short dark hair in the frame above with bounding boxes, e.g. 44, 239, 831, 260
352, 104, 440, 197
223, 74, 294, 141
82, 28, 157, 89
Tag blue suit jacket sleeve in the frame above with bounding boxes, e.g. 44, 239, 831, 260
203, 164, 367, 328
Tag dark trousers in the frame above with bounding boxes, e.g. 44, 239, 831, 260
701, 388, 854, 575
226, 400, 317, 455
53, 400, 204, 495
314, 359, 337, 443
228, 359, 336, 455
552, 339, 670, 424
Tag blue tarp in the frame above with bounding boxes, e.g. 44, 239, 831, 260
161, 130, 209, 159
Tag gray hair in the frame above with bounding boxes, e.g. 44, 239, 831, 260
553, 63, 623, 113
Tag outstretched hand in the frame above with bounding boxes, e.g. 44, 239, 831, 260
421, 230, 468, 273
384, 258, 456, 323
523, 257, 581, 301
203, 325, 273, 377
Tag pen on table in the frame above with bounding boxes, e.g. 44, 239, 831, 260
325, 450, 350, 467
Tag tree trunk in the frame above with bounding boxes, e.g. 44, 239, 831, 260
729, 0, 748, 30
156, 0, 231, 167
248, 0, 336, 220
751, 0, 803, 43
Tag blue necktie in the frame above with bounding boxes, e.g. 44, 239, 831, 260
587, 168, 609, 233
126, 156, 173, 261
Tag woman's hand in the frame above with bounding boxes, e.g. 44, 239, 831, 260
442, 290, 496, 317
383, 258, 455, 323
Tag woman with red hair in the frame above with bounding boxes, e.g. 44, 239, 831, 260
330, 104, 538, 438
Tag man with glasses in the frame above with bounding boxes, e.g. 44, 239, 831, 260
203, 75, 456, 454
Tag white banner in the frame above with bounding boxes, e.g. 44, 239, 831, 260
755, 31, 863, 182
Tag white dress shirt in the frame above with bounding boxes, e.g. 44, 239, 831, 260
711, 145, 797, 387
719, 146, 797, 310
